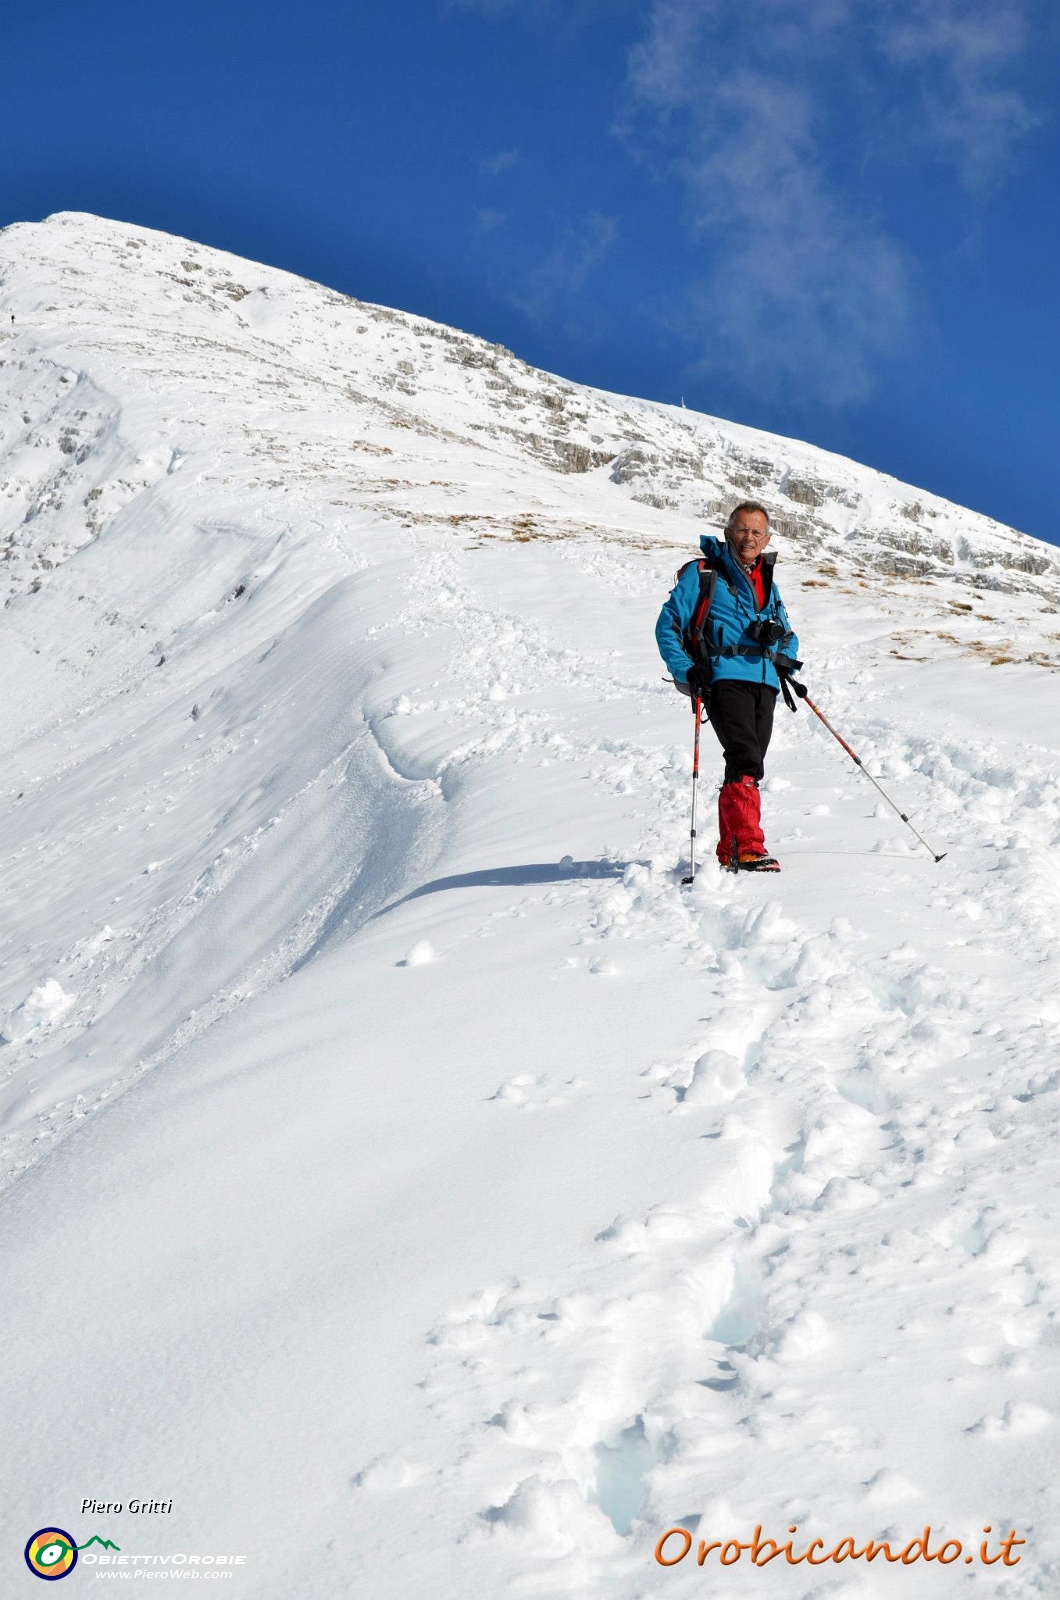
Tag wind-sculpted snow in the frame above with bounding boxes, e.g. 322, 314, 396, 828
0, 214, 1058, 1596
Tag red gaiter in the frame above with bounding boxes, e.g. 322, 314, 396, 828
717, 776, 767, 865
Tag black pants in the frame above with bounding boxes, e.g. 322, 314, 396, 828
708, 681, 776, 784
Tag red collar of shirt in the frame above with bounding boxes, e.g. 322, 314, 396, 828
741, 557, 766, 609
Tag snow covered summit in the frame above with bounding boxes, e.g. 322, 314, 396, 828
1, 213, 1059, 1596
1, 212, 1056, 612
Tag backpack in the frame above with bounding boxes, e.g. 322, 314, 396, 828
675, 556, 736, 671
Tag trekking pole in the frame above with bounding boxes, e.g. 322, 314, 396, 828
785, 676, 946, 863
681, 695, 703, 885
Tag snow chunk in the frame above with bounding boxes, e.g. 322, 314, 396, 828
401, 939, 436, 968
2, 980, 76, 1042
777, 1309, 829, 1360
814, 1176, 880, 1212
483, 1475, 618, 1555
683, 1049, 744, 1106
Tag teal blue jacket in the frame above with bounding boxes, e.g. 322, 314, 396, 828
655, 536, 799, 691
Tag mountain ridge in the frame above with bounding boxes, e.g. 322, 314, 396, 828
2, 211, 1055, 611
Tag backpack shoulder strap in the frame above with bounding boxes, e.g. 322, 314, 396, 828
682, 558, 719, 666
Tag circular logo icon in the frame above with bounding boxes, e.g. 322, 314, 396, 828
25, 1530, 78, 1580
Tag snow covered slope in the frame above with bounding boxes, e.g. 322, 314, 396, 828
1, 213, 1058, 1596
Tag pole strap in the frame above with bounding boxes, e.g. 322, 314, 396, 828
777, 668, 808, 714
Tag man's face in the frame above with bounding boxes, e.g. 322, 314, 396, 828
727, 510, 771, 565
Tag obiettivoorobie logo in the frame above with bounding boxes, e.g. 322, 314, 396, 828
25, 1531, 120, 1580
24, 1529, 79, 1581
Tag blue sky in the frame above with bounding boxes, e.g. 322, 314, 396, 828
2, 0, 1057, 540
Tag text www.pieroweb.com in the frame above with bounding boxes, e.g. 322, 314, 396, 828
655, 1525, 1025, 1569
93, 1573, 233, 1583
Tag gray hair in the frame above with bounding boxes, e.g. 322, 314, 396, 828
724, 501, 771, 532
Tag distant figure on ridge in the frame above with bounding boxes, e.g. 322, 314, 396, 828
655, 501, 802, 873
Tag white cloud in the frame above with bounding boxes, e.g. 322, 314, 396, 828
687, 80, 909, 403
476, 208, 510, 232
875, 0, 1039, 187
625, 0, 714, 111
508, 212, 618, 325
481, 150, 520, 177
622, 3, 911, 403
619, 0, 1040, 403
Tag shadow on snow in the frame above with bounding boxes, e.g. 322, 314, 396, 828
375, 858, 629, 917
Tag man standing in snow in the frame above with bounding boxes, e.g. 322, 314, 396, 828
655, 501, 800, 872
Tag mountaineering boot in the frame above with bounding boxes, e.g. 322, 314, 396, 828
717, 775, 780, 872
736, 852, 780, 872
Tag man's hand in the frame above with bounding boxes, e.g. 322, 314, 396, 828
774, 654, 803, 676
685, 665, 710, 698
774, 656, 808, 711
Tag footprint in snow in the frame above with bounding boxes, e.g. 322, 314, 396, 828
489, 1073, 586, 1108
352, 1454, 431, 1490
861, 1468, 920, 1506
968, 1401, 1051, 1437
